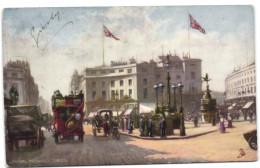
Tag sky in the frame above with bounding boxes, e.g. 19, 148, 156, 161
2, 6, 255, 101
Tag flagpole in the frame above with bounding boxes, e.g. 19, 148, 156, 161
102, 25, 105, 66
188, 12, 191, 58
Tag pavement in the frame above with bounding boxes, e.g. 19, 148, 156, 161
6, 120, 257, 167
120, 122, 219, 139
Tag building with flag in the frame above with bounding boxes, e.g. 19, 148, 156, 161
70, 54, 203, 116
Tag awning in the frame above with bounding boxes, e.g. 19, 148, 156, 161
228, 106, 233, 110
139, 103, 155, 114
112, 111, 123, 117
243, 101, 254, 109
123, 108, 133, 116
232, 103, 237, 107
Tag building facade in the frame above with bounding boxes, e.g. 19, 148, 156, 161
225, 63, 256, 101
3, 60, 39, 105
71, 54, 203, 115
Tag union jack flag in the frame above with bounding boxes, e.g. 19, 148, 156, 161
104, 25, 120, 40
189, 14, 206, 34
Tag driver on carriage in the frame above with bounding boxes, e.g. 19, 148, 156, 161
112, 117, 119, 135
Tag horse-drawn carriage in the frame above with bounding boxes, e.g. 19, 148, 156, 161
6, 105, 45, 150
243, 129, 257, 150
91, 109, 113, 136
52, 91, 85, 143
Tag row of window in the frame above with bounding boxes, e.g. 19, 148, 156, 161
227, 86, 256, 97
91, 89, 133, 100
91, 78, 148, 88
226, 76, 255, 88
228, 68, 255, 80
4, 72, 19, 78
88, 68, 133, 75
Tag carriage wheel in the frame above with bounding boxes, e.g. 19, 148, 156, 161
249, 136, 257, 150
117, 132, 120, 140
92, 122, 97, 136
54, 133, 59, 144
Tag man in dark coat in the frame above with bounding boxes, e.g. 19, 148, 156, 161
139, 117, 145, 136
159, 117, 166, 138
147, 118, 153, 137
103, 120, 110, 137
128, 117, 134, 134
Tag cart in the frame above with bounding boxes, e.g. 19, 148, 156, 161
91, 109, 113, 136
6, 105, 44, 151
243, 129, 257, 150
52, 91, 85, 143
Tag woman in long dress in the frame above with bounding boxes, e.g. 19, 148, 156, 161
220, 115, 225, 133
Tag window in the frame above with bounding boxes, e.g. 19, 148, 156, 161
120, 80, 124, 86
142, 68, 147, 73
129, 89, 132, 99
12, 73, 18, 78
111, 81, 115, 87
128, 79, 132, 86
102, 91, 106, 100
92, 91, 96, 100
111, 90, 115, 99
119, 69, 124, 73
110, 70, 115, 73
191, 72, 195, 79
101, 71, 106, 74
127, 69, 132, 73
91, 71, 96, 75
251, 77, 253, 82
143, 78, 148, 85
143, 88, 148, 99
120, 90, 124, 99
92, 81, 96, 88
102, 81, 106, 88
4, 72, 7, 77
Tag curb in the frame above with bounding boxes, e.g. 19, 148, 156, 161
119, 129, 218, 140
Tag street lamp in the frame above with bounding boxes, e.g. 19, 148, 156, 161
165, 54, 171, 109
115, 90, 119, 121
171, 83, 178, 112
154, 83, 160, 114
159, 82, 165, 107
178, 81, 186, 136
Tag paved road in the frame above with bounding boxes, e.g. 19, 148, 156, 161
6, 121, 257, 167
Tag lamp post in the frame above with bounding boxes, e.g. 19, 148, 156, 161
165, 54, 171, 110
115, 90, 119, 121
178, 81, 186, 136
172, 83, 178, 112
159, 82, 165, 107
154, 83, 160, 114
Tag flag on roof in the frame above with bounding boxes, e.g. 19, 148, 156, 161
189, 14, 206, 34
103, 25, 120, 40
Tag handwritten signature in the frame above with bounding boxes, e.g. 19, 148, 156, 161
31, 11, 73, 50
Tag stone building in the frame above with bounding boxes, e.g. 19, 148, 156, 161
3, 60, 39, 105
224, 62, 256, 119
71, 54, 203, 115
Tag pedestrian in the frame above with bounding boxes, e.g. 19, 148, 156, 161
139, 117, 145, 136
102, 120, 110, 137
147, 118, 153, 137
128, 117, 134, 134
193, 113, 198, 127
219, 115, 225, 133
227, 113, 232, 128
249, 111, 253, 123
126, 115, 129, 130
112, 117, 120, 139
123, 117, 127, 132
159, 117, 166, 138
121, 116, 124, 131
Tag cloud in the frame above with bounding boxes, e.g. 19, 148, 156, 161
3, 6, 255, 101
